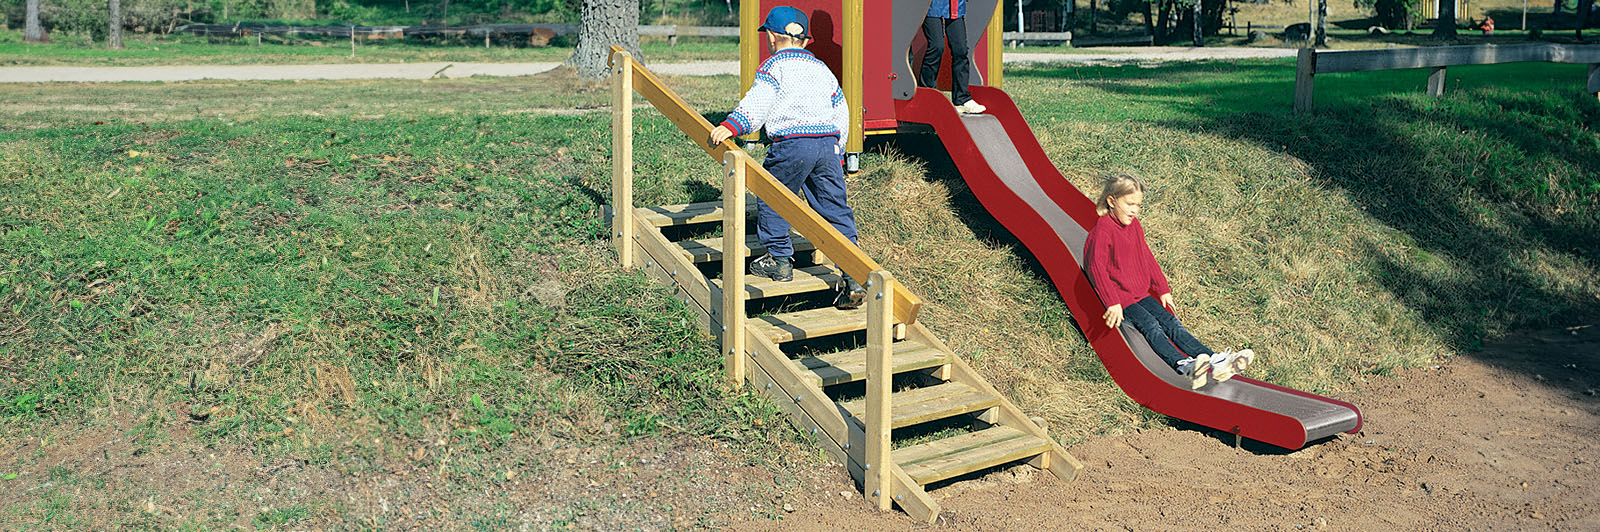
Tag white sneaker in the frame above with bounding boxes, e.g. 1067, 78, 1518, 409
1231, 349, 1255, 373
1176, 354, 1211, 390
957, 100, 987, 114
1209, 351, 1236, 382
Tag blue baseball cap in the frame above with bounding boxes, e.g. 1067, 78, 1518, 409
760, 6, 810, 39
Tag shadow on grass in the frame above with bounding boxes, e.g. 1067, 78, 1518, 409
1033, 60, 1600, 355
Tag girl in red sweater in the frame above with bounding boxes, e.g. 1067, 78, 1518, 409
1083, 174, 1253, 389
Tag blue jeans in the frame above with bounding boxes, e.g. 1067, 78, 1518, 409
756, 136, 857, 258
1122, 296, 1213, 370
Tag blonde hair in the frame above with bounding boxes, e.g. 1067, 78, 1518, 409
1095, 173, 1146, 216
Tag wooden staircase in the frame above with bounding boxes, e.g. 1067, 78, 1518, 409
608, 48, 1082, 523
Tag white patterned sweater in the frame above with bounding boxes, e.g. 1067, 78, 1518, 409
718, 48, 850, 157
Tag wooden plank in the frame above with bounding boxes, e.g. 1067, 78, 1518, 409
635, 233, 717, 334
893, 426, 1029, 466
1427, 66, 1447, 97
864, 270, 894, 511
722, 151, 748, 388
908, 322, 1084, 483
745, 327, 863, 464
609, 45, 922, 325
890, 465, 940, 524
1589, 63, 1599, 97
749, 307, 869, 344
797, 342, 948, 387
636, 196, 757, 227
611, 51, 634, 267
1313, 43, 1600, 74
711, 265, 839, 300
843, 0, 864, 155
841, 382, 999, 429
679, 233, 817, 264
1294, 48, 1315, 114
897, 430, 1052, 485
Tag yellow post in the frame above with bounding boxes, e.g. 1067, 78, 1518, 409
864, 269, 895, 511
986, 0, 1003, 89
611, 51, 634, 268
740, 0, 760, 140
721, 151, 749, 388
843, 0, 864, 156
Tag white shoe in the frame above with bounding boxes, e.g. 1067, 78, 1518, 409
1231, 349, 1255, 373
1209, 351, 1236, 382
1176, 354, 1211, 390
957, 100, 987, 114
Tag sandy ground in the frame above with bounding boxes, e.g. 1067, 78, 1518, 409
4, 325, 1594, 530
731, 324, 1600, 531
0, 48, 1299, 83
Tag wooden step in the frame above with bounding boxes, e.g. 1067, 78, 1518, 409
841, 382, 1000, 430
636, 198, 755, 228
748, 306, 868, 343
796, 342, 949, 387
678, 234, 816, 264
894, 426, 1053, 485
710, 265, 840, 300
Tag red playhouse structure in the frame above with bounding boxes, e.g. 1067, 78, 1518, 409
738, 0, 1362, 450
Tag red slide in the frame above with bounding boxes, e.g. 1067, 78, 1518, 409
896, 86, 1361, 450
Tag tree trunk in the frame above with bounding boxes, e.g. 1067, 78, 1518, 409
1156, 0, 1171, 40
108, 0, 124, 49
1552, 0, 1562, 15
568, 0, 642, 79
1192, 0, 1203, 45
1090, 0, 1098, 33
1142, 0, 1155, 36
1314, 0, 1328, 46
24, 0, 46, 43
1434, 0, 1458, 38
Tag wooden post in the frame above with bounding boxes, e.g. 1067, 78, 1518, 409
864, 270, 895, 511
350, 25, 356, 57
721, 151, 748, 388
739, 0, 759, 141
843, 0, 864, 158
1427, 66, 1447, 96
987, 0, 1004, 89
1589, 63, 1599, 101
612, 51, 635, 268
1294, 48, 1316, 114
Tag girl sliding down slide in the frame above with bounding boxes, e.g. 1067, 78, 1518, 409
1083, 174, 1254, 389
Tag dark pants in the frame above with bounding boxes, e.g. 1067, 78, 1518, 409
919, 16, 972, 106
1122, 296, 1212, 370
756, 136, 857, 258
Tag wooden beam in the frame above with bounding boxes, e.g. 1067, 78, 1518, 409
1312, 43, 1600, 74
1589, 63, 1599, 99
611, 50, 634, 267
1294, 48, 1315, 114
988, 1, 1004, 89
722, 151, 748, 388
864, 270, 894, 511
843, 0, 864, 155
1427, 66, 1447, 97
740, 1, 759, 141
610, 45, 923, 325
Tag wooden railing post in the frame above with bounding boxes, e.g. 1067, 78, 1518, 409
721, 151, 748, 388
611, 50, 634, 268
1589, 63, 1599, 102
1427, 66, 1447, 97
864, 269, 895, 511
1294, 48, 1316, 114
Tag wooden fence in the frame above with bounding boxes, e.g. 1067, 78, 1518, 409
1294, 43, 1600, 113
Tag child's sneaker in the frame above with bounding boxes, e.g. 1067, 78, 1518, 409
833, 273, 866, 310
749, 254, 793, 282
1209, 351, 1236, 382
957, 100, 987, 114
1176, 354, 1211, 390
1230, 349, 1255, 373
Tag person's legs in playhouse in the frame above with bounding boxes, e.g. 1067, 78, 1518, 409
942, 17, 976, 110
918, 16, 946, 90
1122, 297, 1211, 388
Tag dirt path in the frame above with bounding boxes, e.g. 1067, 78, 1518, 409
0, 48, 1299, 83
731, 325, 1600, 530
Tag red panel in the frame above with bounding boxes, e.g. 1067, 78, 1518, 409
862, 1, 896, 129
755, 0, 843, 80
897, 86, 1362, 450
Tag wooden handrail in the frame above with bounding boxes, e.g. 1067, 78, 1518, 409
608, 46, 923, 325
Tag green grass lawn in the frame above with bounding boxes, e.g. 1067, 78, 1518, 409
0, 30, 739, 66
1, 58, 1596, 527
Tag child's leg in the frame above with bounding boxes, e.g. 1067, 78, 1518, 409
1120, 299, 1191, 370
798, 139, 858, 245
944, 17, 971, 106
1134, 297, 1213, 357
918, 17, 945, 89
755, 141, 812, 258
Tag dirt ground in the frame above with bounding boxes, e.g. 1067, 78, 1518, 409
735, 324, 1600, 531
3, 325, 1596, 530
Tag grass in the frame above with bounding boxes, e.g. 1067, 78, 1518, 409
1, 52, 1597, 526
0, 29, 739, 66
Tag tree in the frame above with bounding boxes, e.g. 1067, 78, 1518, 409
108, 0, 124, 50
1192, 0, 1203, 46
567, 0, 641, 79
24, 0, 46, 43
1434, 0, 1458, 38
1315, 0, 1328, 46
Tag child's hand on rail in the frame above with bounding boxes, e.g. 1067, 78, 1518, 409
708, 125, 734, 147
1103, 304, 1124, 329
1159, 293, 1176, 314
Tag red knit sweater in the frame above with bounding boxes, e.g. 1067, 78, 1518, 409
1083, 214, 1172, 309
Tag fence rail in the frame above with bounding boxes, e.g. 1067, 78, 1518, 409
1294, 43, 1600, 113
173, 23, 739, 43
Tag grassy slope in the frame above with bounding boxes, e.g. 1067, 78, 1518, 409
1, 58, 1596, 526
